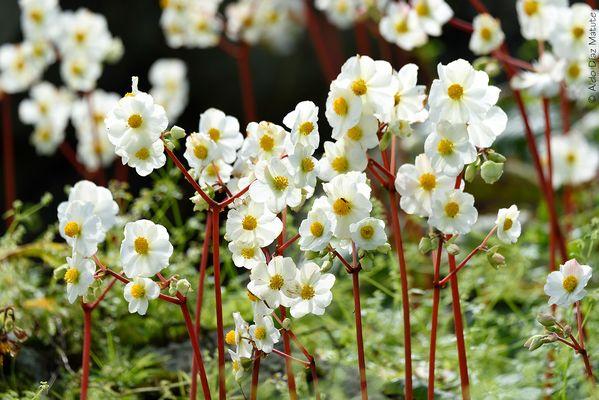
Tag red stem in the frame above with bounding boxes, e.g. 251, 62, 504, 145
276, 233, 300, 255
180, 302, 212, 399
303, 0, 337, 81
250, 350, 261, 400
354, 21, 372, 56
59, 142, 93, 180
2, 95, 15, 226
448, 253, 470, 399
575, 302, 595, 382
236, 43, 257, 124
427, 240, 444, 400
280, 306, 298, 399
449, 18, 474, 33
212, 211, 227, 399
80, 305, 92, 400
272, 348, 310, 367
351, 267, 368, 400
88, 278, 117, 309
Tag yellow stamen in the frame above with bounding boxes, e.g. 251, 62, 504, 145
437, 138, 455, 156
480, 27, 492, 41
523, 0, 539, 16
360, 225, 375, 240
572, 26, 585, 39
64, 268, 79, 284
225, 330, 237, 345
64, 221, 81, 238
254, 326, 266, 340
310, 221, 324, 237
503, 218, 513, 231
562, 275, 578, 293
415, 1, 429, 16
301, 157, 315, 172
135, 147, 150, 160
269, 274, 285, 290
241, 247, 255, 259
130, 283, 146, 298
395, 19, 408, 33
208, 128, 220, 141
194, 144, 208, 160
351, 79, 368, 96
333, 198, 352, 216
299, 122, 314, 136
242, 215, 257, 230
272, 176, 289, 191
128, 114, 143, 128
419, 173, 437, 191
347, 125, 363, 141
447, 84, 464, 100
565, 152, 576, 165
134, 237, 149, 255
444, 201, 460, 218
333, 97, 348, 116
331, 156, 349, 173
567, 63, 581, 79
259, 134, 275, 152
300, 284, 315, 300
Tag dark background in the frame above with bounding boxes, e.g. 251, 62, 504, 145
0, 0, 524, 212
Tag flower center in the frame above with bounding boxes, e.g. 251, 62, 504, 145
310, 221, 324, 237
333, 198, 352, 216
394, 93, 401, 106
395, 19, 408, 33
29, 9, 44, 23
347, 125, 363, 141
503, 218, 513, 231
331, 156, 349, 173
415, 1, 429, 16
301, 157, 315, 172
128, 114, 143, 128
205, 163, 219, 177
269, 274, 285, 290
254, 326, 266, 340
567, 63, 581, 79
194, 144, 208, 160
242, 215, 257, 230
360, 225, 374, 239
272, 176, 289, 191
447, 84, 464, 100
480, 27, 492, 41
134, 237, 149, 255
196, 20, 207, 32
259, 134, 275, 152
64, 221, 81, 238
64, 268, 80, 284
437, 138, 455, 156
241, 247, 255, 259
135, 147, 150, 160
232, 360, 241, 371
523, 0, 539, 16
300, 284, 315, 300
208, 128, 220, 141
130, 283, 146, 298
70, 62, 84, 76
562, 275, 578, 293
351, 79, 368, 96
299, 122, 314, 136
74, 30, 87, 44
225, 330, 237, 345
333, 97, 348, 116
444, 201, 460, 218
93, 112, 105, 125
566, 152, 577, 165
419, 173, 437, 191
572, 26, 585, 39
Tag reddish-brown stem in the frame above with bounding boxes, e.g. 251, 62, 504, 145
587, 0, 597, 8
276, 233, 300, 255
303, 0, 337, 81
272, 348, 311, 367
88, 278, 117, 309
448, 253, 470, 399
59, 142, 93, 180
2, 94, 15, 226
574, 302, 595, 382
211, 211, 227, 399
218, 179, 255, 208
559, 84, 571, 134
354, 20, 372, 56
491, 50, 534, 71
366, 164, 389, 189
428, 239, 444, 400
180, 302, 212, 399
280, 305, 298, 399
190, 216, 213, 399
449, 17, 474, 33
351, 267, 368, 400
467, 0, 488, 13
250, 350, 261, 400
368, 157, 395, 181
80, 305, 92, 400
330, 247, 355, 273
236, 43, 257, 124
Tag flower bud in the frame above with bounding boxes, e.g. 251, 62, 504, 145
524, 335, 545, 351
170, 126, 186, 139
446, 243, 461, 256
176, 278, 192, 295
418, 237, 433, 254
464, 163, 478, 183
281, 318, 291, 330
165, 139, 176, 151
487, 151, 506, 163
41, 192, 53, 205
105, 38, 124, 64
320, 260, 332, 273
481, 160, 504, 184
53, 264, 68, 280
537, 313, 556, 327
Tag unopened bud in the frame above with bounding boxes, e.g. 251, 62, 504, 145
170, 125, 186, 139
320, 260, 332, 273
524, 335, 545, 351
446, 243, 461, 256
537, 313, 556, 327
464, 163, 478, 183
281, 318, 291, 330
488, 251, 506, 268
487, 151, 506, 163
176, 278, 192, 295
105, 38, 124, 63
418, 237, 434, 254
481, 160, 504, 184
41, 192, 53, 205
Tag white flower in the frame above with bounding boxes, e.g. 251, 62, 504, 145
350, 217, 388, 251
545, 133, 599, 188
336, 55, 398, 117
249, 157, 302, 213
325, 83, 362, 138
120, 219, 173, 278
318, 140, 368, 182
299, 201, 336, 251
466, 106, 508, 148
29, 121, 65, 155
149, 58, 189, 120
19, 0, 60, 40
224, 0, 262, 44
337, 114, 379, 150
242, 121, 288, 161
424, 121, 476, 176
117, 134, 167, 177
247, 290, 274, 318
395, 153, 455, 217
469, 13, 505, 55
287, 143, 320, 191
123, 277, 160, 315
510, 52, 565, 97
379, 2, 427, 51
60, 55, 102, 92
550, 4, 593, 60
283, 101, 320, 152
226, 312, 253, 359
56, 9, 113, 60
184, 132, 219, 171
429, 189, 478, 235
390, 64, 428, 124
495, 205, 521, 244
316, 0, 360, 29
185, 3, 223, 48
58, 200, 105, 257
410, 0, 453, 36
544, 259, 592, 307
247, 256, 298, 309
196, 159, 233, 188
229, 240, 266, 270
249, 314, 280, 354
225, 201, 283, 247
290, 262, 335, 318
428, 59, 500, 124
57, 180, 118, 232
564, 58, 591, 101
0, 42, 45, 93
64, 254, 95, 304
516, 0, 567, 41
322, 172, 372, 239
228, 349, 245, 381
19, 82, 70, 127
199, 108, 243, 164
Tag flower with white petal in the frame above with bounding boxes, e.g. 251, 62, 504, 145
199, 108, 243, 164
149, 58, 188, 120
469, 13, 505, 55
243, 121, 287, 161
379, 2, 427, 51
123, 277, 160, 315
410, 0, 453, 36
290, 262, 335, 318
287, 143, 320, 190
350, 217, 388, 251
58, 200, 105, 257
249, 157, 302, 213
545, 133, 599, 188
395, 153, 456, 217
544, 259, 592, 307
120, 219, 173, 278
225, 312, 253, 358
564, 58, 591, 101
336, 55, 398, 116
299, 200, 336, 251
117, 134, 167, 177
229, 240, 266, 270
428, 59, 500, 124
550, 4, 593, 60
315, 0, 360, 28
283, 101, 320, 152
64, 254, 95, 304
0, 42, 44, 93
318, 140, 368, 182
516, 0, 567, 41
249, 314, 280, 353
424, 121, 476, 176
337, 114, 379, 150
19, 0, 60, 40
184, 132, 219, 171
510, 52, 565, 97
197, 159, 234, 188
56, 9, 114, 60
247, 290, 274, 318
495, 205, 521, 244
390, 64, 428, 124
429, 189, 478, 235
466, 106, 507, 148
19, 82, 71, 127
325, 83, 362, 138
184, 3, 223, 48
57, 180, 118, 232
322, 171, 372, 239
228, 349, 245, 381
247, 256, 299, 309
29, 121, 66, 156
225, 201, 283, 247
60, 55, 102, 92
